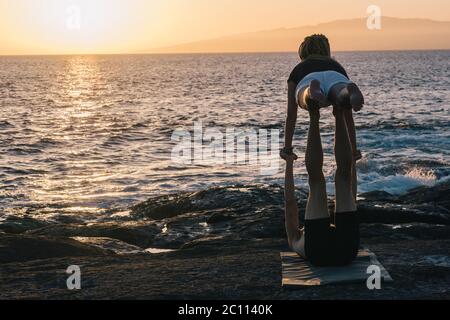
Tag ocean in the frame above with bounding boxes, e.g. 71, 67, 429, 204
0, 51, 449, 222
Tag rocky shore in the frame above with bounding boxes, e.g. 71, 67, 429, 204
1, 181, 449, 299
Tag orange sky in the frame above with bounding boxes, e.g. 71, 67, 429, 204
1, 0, 450, 55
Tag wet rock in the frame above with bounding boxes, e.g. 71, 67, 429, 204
399, 180, 450, 206
0, 234, 109, 263
72, 237, 147, 255
207, 212, 235, 224
0, 216, 50, 234
358, 190, 399, 202
357, 180, 450, 225
357, 204, 450, 225
131, 185, 304, 248
131, 185, 288, 220
27, 221, 161, 248
360, 223, 450, 241
1, 228, 449, 299
1, 181, 450, 298
418, 255, 450, 268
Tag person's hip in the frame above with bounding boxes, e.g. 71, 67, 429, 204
295, 70, 352, 103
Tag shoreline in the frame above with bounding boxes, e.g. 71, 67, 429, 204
1, 181, 449, 299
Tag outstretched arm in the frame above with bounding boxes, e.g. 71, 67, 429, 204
284, 157, 302, 249
284, 82, 298, 149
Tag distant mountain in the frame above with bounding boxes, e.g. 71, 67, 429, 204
149, 17, 450, 53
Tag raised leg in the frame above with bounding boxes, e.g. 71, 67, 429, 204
305, 109, 329, 220
333, 106, 357, 213
334, 109, 360, 264
298, 80, 326, 111
344, 109, 358, 201
302, 109, 333, 265
328, 82, 364, 112
329, 83, 361, 202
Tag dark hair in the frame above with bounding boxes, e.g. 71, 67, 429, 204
298, 34, 331, 60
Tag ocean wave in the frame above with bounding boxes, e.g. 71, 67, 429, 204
7, 147, 43, 155
0, 120, 15, 129
0, 166, 48, 175
0, 81, 15, 89
359, 167, 442, 195
35, 137, 61, 147
101, 133, 143, 147
357, 121, 439, 131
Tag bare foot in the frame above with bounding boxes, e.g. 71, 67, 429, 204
305, 80, 326, 110
347, 83, 364, 112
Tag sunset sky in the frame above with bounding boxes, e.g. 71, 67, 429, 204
1, 0, 450, 55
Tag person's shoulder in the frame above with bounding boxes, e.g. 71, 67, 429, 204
328, 57, 345, 68
288, 60, 308, 83
328, 57, 349, 76
291, 59, 307, 72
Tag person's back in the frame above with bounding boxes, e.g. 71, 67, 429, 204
286, 34, 363, 112
288, 56, 349, 88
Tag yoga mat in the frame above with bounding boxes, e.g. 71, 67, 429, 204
281, 249, 393, 287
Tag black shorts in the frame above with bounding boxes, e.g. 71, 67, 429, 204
304, 212, 360, 267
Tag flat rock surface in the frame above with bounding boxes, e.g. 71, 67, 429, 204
1, 181, 449, 299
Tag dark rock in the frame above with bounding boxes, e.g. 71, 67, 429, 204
357, 204, 450, 225
0, 234, 110, 263
0, 216, 50, 234
27, 221, 161, 248
131, 185, 288, 220
1, 229, 449, 299
207, 212, 235, 224
1, 182, 450, 299
360, 223, 450, 241
359, 190, 399, 202
399, 180, 450, 208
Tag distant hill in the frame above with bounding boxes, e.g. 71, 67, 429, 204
148, 17, 450, 53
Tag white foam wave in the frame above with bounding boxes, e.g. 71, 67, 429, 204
359, 167, 439, 195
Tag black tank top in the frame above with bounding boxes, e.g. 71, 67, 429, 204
288, 57, 349, 86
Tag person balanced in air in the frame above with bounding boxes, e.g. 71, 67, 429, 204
280, 34, 364, 266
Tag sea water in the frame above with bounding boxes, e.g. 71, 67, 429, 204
0, 51, 449, 221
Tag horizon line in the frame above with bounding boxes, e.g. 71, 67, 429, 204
1, 48, 450, 58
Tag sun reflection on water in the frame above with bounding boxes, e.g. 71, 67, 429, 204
27, 56, 122, 217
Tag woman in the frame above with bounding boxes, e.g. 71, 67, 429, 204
281, 34, 364, 266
